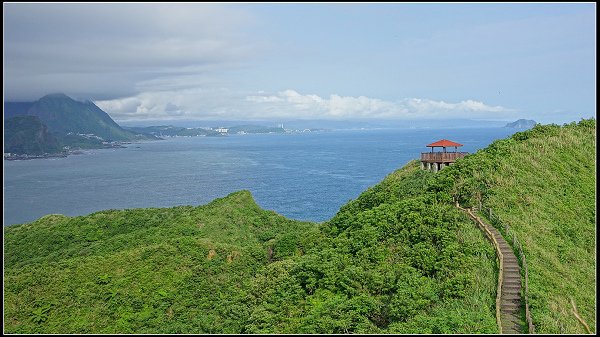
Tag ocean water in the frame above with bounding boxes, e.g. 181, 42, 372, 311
3, 127, 517, 226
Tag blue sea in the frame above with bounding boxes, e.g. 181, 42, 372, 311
3, 127, 516, 226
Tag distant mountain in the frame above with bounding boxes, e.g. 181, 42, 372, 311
505, 119, 537, 129
4, 116, 63, 155
4, 94, 154, 141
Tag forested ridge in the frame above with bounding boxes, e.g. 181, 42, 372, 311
4, 119, 595, 334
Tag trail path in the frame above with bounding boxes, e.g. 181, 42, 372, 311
457, 204, 523, 334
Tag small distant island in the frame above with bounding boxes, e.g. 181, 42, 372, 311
505, 119, 537, 129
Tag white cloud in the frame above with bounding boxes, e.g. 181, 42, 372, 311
96, 88, 515, 122
243, 90, 513, 120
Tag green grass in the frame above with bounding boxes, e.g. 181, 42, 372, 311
437, 119, 596, 334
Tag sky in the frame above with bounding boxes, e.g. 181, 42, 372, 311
3, 2, 596, 124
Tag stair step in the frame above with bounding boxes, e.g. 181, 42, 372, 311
502, 314, 521, 322
504, 274, 520, 278
502, 315, 522, 322
502, 327, 521, 335
502, 294, 521, 300
501, 299, 520, 306
502, 320, 522, 328
502, 285, 521, 291
502, 321, 521, 328
502, 289, 521, 294
503, 261, 519, 266
501, 299, 521, 305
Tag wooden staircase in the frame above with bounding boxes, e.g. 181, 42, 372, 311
458, 204, 524, 334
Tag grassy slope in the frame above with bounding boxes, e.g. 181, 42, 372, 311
4, 191, 317, 333
437, 119, 596, 334
485, 121, 596, 334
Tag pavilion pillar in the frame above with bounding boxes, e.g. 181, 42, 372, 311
420, 161, 425, 170
440, 163, 446, 170
427, 162, 431, 171
432, 163, 438, 173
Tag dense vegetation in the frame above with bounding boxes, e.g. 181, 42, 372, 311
4, 119, 595, 334
4, 116, 63, 155
4, 192, 317, 333
4, 165, 497, 333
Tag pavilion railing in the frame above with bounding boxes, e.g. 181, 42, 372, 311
420, 152, 468, 162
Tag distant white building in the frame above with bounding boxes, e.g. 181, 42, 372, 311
215, 127, 229, 133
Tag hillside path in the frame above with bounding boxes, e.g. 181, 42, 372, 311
456, 203, 524, 334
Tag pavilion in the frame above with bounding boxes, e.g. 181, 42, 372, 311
420, 139, 468, 172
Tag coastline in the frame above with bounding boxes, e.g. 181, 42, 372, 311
3, 142, 128, 161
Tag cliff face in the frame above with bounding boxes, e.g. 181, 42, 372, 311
4, 115, 63, 155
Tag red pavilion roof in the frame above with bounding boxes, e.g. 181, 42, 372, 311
426, 139, 463, 147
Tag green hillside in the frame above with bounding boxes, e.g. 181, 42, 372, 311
4, 119, 595, 334
4, 191, 318, 333
436, 119, 596, 334
4, 166, 498, 334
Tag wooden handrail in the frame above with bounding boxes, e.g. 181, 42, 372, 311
457, 203, 503, 333
481, 205, 535, 334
